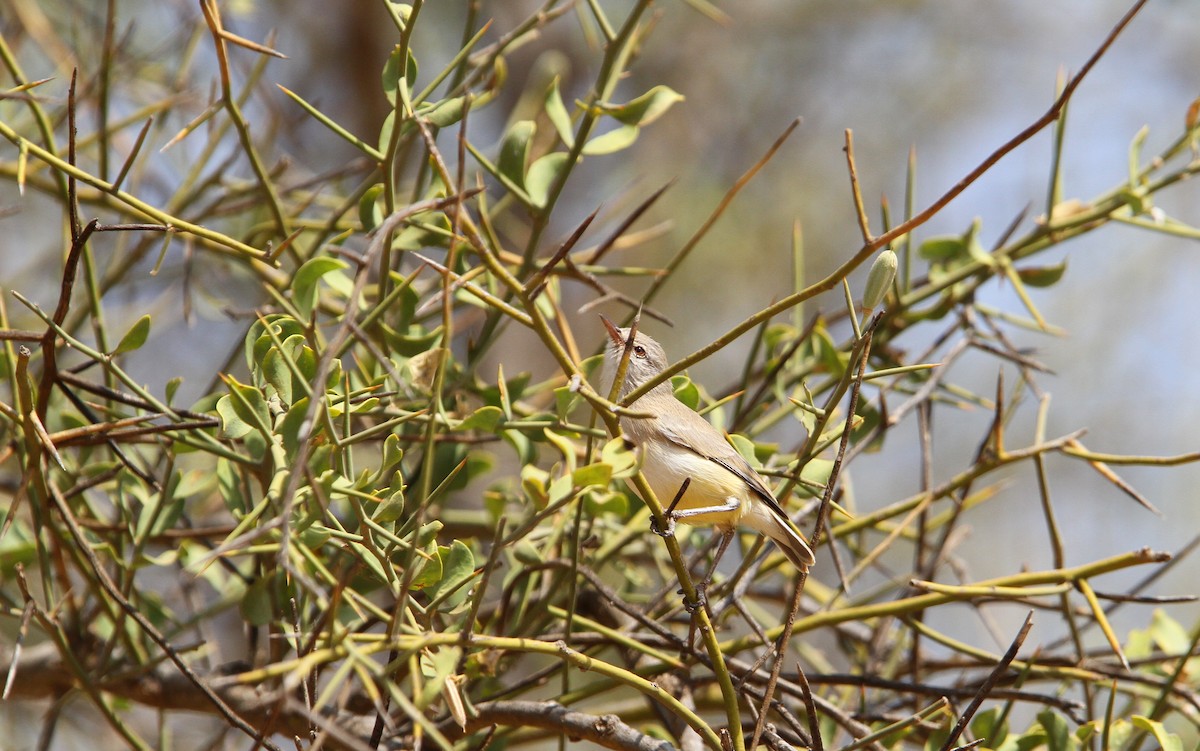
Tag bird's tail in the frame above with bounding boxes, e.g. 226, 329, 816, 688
744, 508, 816, 573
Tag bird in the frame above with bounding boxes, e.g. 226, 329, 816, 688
598, 315, 815, 577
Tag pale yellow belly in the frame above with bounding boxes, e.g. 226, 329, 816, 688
637, 438, 750, 530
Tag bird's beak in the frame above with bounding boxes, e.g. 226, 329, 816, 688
599, 314, 623, 347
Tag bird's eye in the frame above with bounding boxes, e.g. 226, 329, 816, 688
633, 345, 646, 358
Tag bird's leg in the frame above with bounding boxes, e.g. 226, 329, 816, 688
700, 529, 735, 595
681, 528, 735, 615
650, 478, 691, 537
670, 497, 741, 521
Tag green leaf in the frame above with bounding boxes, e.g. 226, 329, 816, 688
1081, 718, 1130, 750
216, 457, 247, 514
277, 396, 312, 458
459, 405, 504, 432
221, 375, 271, 435
216, 395, 252, 439
672, 376, 700, 412
373, 488, 407, 524
513, 539, 542, 566
327, 396, 378, 419
751, 439, 777, 465
384, 324, 443, 358
502, 428, 537, 465
583, 488, 627, 517
521, 464, 549, 508
542, 428, 577, 472
553, 384, 580, 422
1017, 259, 1068, 288
1131, 717, 1182, 751
922, 721, 951, 751
378, 110, 397, 154
798, 458, 833, 497
113, 314, 151, 355
572, 462, 612, 488
810, 325, 847, 377
277, 335, 314, 385
600, 436, 638, 477
727, 433, 758, 465
359, 183, 385, 231
297, 520, 331, 549
526, 152, 569, 208
671, 375, 701, 411
393, 212, 452, 250
261, 348, 293, 406
135, 490, 184, 542
409, 542, 443, 590
415, 520, 443, 548
382, 44, 418, 105
478, 371, 531, 408
429, 540, 476, 605
377, 433, 405, 483
600, 85, 684, 126
497, 120, 536, 190
1128, 124, 1150, 188
292, 257, 350, 320
245, 315, 305, 373
962, 217, 993, 267
241, 575, 275, 627
545, 77, 574, 147
582, 124, 639, 155
165, 377, 182, 405
420, 645, 461, 688
548, 473, 573, 505
1038, 710, 1077, 751
1147, 608, 1192, 655
353, 540, 393, 584
970, 707, 1009, 750
422, 95, 468, 128
918, 235, 967, 261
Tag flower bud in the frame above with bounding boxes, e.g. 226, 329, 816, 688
862, 248, 898, 312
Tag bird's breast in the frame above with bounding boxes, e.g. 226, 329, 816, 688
631, 427, 750, 529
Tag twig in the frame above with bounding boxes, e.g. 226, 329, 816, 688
794, 665, 823, 751
844, 129, 873, 242
939, 612, 1034, 751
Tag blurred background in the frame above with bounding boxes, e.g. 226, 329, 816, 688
2, 0, 1197, 684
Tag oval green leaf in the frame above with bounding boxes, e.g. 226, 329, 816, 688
292, 256, 350, 320
602, 85, 684, 126
382, 45, 418, 105
113, 314, 151, 355
359, 183, 385, 231
422, 96, 467, 128
545, 77, 575, 147
582, 124, 639, 156
918, 236, 967, 261
497, 120, 536, 190
1016, 260, 1067, 288
526, 152, 569, 208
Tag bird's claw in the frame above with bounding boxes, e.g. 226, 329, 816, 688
650, 514, 677, 538
678, 585, 707, 614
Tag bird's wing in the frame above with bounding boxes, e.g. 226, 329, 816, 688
657, 408, 793, 521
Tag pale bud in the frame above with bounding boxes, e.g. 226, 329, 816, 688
862, 249, 898, 312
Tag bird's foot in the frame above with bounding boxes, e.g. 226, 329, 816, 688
650, 513, 677, 538
678, 584, 707, 614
